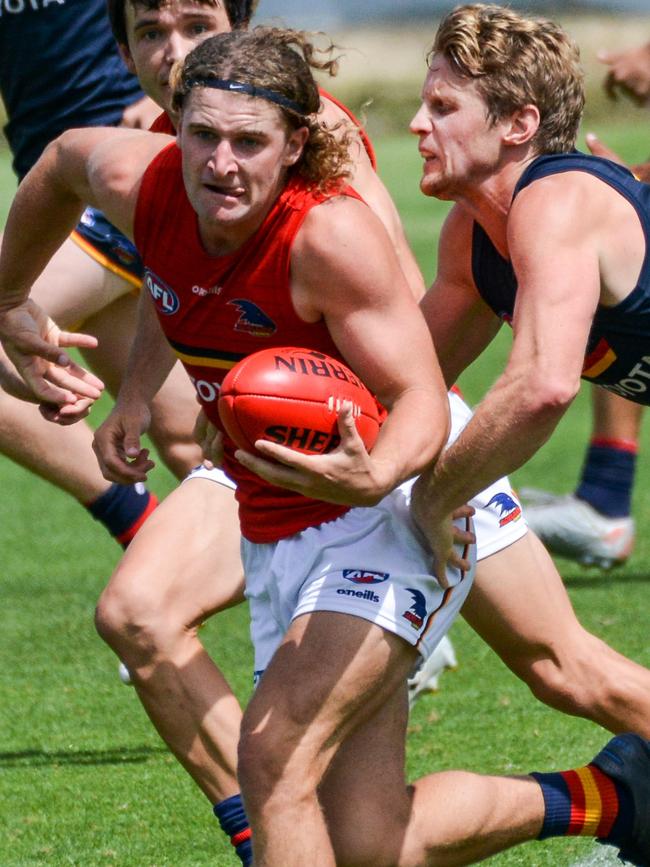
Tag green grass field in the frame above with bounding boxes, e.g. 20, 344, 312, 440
1, 118, 649, 866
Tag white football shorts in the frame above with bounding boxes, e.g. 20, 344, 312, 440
242, 478, 476, 678
183, 390, 527, 562
184, 463, 237, 489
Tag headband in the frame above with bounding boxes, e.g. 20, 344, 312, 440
185, 77, 306, 114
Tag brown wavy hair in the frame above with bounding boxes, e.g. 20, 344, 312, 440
431, 4, 584, 154
171, 27, 352, 189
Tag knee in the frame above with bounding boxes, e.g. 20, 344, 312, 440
95, 568, 173, 664
237, 719, 289, 810
237, 706, 319, 816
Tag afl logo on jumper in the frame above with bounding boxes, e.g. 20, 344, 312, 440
145, 269, 180, 315
228, 299, 277, 336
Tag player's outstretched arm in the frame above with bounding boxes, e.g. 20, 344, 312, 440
414, 176, 603, 574
237, 196, 449, 506
586, 132, 650, 184
420, 205, 503, 388
0, 126, 169, 406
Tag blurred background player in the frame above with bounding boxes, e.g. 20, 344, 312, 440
0, 0, 204, 547
522, 36, 650, 569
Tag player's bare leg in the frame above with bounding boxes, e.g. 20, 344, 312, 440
27, 236, 201, 480
322, 689, 545, 866
0, 385, 110, 500
240, 610, 649, 866
238, 611, 416, 866
28, 235, 134, 329
95, 477, 244, 802
238, 611, 547, 867
592, 386, 644, 440
465, 530, 650, 735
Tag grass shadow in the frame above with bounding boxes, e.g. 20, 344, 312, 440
562, 570, 650, 589
0, 745, 168, 768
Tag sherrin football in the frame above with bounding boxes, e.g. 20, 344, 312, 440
218, 347, 383, 455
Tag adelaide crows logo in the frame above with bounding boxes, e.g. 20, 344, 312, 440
403, 588, 428, 631
486, 492, 522, 527
227, 299, 277, 336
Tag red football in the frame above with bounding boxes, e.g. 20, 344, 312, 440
218, 347, 383, 455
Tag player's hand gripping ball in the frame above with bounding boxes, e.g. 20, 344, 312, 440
218, 347, 383, 455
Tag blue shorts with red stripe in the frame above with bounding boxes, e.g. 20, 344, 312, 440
71, 207, 143, 288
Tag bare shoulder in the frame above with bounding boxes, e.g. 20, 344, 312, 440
510, 171, 617, 219
510, 169, 613, 234
87, 129, 174, 195
296, 193, 386, 256
291, 194, 407, 318
440, 202, 473, 241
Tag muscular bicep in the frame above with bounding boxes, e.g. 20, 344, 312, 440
506, 179, 601, 392
291, 197, 444, 408
56, 128, 173, 240
421, 205, 502, 386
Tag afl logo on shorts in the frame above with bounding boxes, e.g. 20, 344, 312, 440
145, 269, 180, 315
342, 569, 389, 585
486, 492, 522, 527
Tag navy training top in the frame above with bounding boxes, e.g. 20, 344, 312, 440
471, 151, 650, 405
0, 0, 144, 180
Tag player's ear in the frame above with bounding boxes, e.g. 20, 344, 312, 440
502, 105, 540, 148
119, 42, 137, 76
283, 126, 309, 167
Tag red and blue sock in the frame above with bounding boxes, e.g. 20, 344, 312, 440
86, 483, 158, 548
531, 762, 633, 842
213, 794, 252, 866
576, 437, 638, 518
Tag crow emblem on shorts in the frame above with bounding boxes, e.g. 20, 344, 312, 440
403, 588, 428, 631
486, 492, 522, 527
